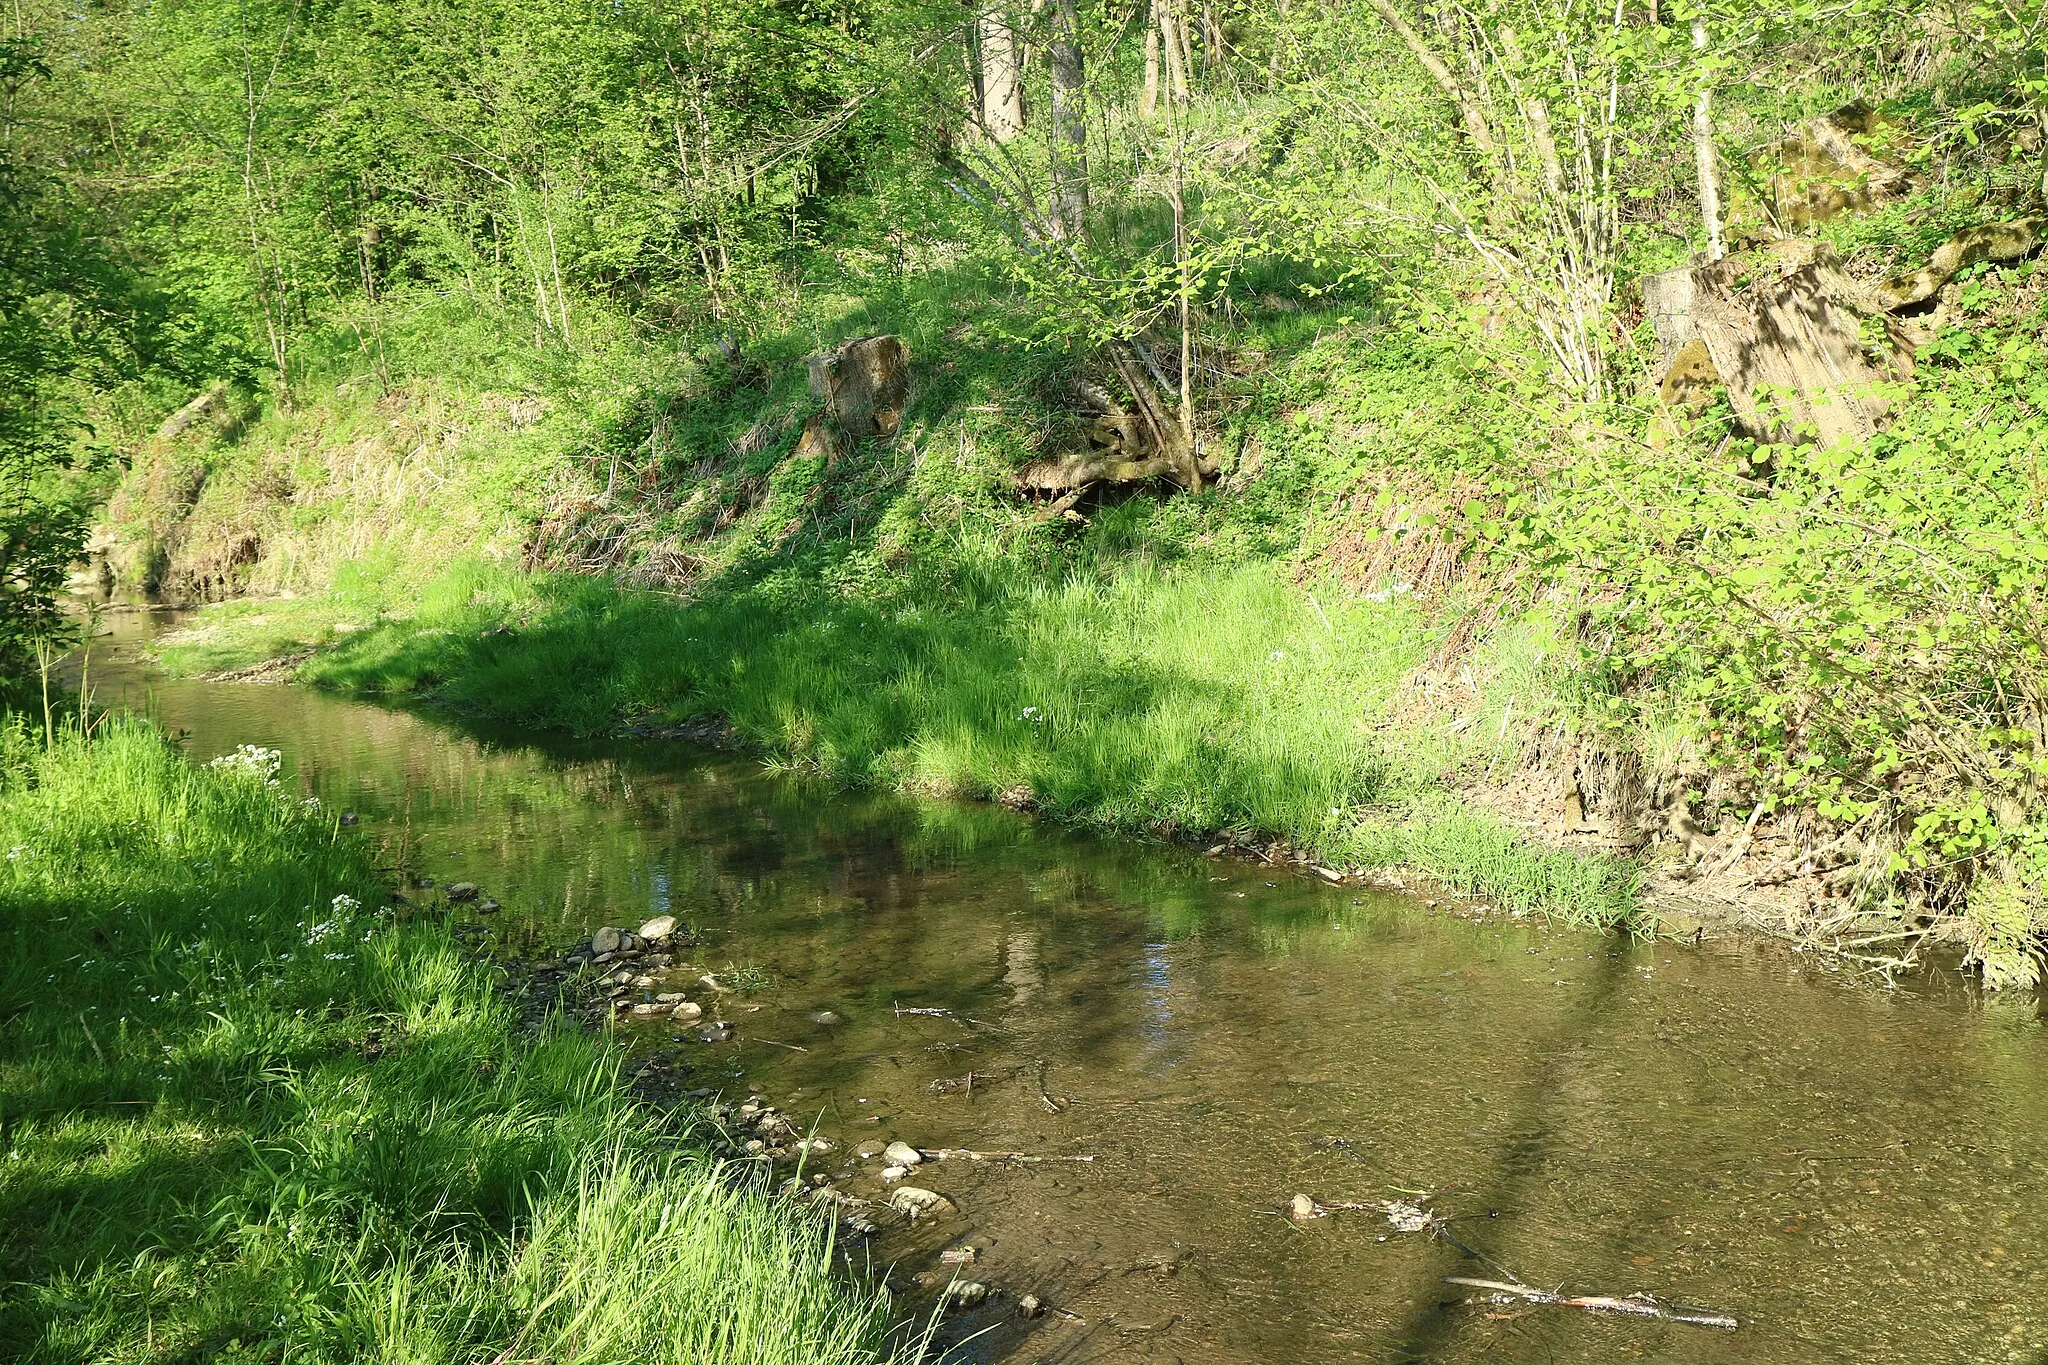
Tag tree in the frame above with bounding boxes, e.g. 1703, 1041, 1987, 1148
1047, 0, 1089, 236
978, 3, 1025, 140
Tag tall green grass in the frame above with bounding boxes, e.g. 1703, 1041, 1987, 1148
160, 556, 1644, 931
0, 716, 898, 1363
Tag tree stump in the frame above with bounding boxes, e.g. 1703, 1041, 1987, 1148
1683, 241, 1912, 448
797, 335, 909, 462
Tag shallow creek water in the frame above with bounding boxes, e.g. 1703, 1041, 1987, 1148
85, 611, 2048, 1363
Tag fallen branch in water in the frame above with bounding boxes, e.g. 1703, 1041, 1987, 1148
918, 1147, 1096, 1164
892, 1002, 996, 1027
1289, 1186, 1737, 1331
1445, 1277, 1738, 1330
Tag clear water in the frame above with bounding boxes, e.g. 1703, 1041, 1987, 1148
83, 610, 2048, 1363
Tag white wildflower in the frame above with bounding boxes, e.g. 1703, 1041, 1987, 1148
209, 745, 283, 785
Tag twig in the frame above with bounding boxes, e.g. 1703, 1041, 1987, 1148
1445, 1277, 1738, 1330
917, 1148, 1096, 1164
750, 1038, 809, 1052
80, 1015, 106, 1067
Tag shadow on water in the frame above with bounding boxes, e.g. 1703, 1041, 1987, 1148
72, 610, 2048, 1365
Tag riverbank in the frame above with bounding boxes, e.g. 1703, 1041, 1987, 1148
96, 222, 2048, 988
149, 561, 1647, 935
0, 715, 899, 1363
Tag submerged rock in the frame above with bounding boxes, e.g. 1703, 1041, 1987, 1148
1288, 1193, 1319, 1223
1018, 1293, 1045, 1320
810, 1009, 843, 1026
946, 1281, 989, 1309
447, 882, 479, 902
888, 1186, 954, 1220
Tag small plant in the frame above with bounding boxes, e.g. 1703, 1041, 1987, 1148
722, 962, 773, 994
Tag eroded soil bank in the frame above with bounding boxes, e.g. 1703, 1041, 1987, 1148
88, 612, 2048, 1364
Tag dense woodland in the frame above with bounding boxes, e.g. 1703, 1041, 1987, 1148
5, 0, 2048, 976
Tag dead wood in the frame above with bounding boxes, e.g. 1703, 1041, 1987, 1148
1446, 1277, 1739, 1330
1014, 340, 1217, 494
915, 1147, 1096, 1163
1876, 216, 2044, 311
798, 334, 910, 463
1685, 240, 1914, 447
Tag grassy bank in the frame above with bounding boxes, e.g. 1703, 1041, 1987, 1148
157, 555, 1645, 932
0, 716, 898, 1363
104, 169, 2048, 986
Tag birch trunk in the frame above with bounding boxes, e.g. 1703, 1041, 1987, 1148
978, 6, 1024, 141
1048, 0, 1088, 237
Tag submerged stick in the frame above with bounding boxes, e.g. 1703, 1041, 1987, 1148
919, 1148, 1096, 1164
1445, 1277, 1738, 1330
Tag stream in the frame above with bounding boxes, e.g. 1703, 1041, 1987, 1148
83, 609, 2048, 1363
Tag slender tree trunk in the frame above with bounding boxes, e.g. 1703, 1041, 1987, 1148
1141, 0, 1161, 118
1202, 2, 1221, 68
1691, 18, 1724, 260
1268, 0, 1288, 87
1160, 1, 1189, 105
1048, 0, 1088, 237
978, 5, 1024, 141
1170, 167, 1199, 492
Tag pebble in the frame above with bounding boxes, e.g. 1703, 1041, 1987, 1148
655, 992, 685, 1004
809, 1009, 843, 1026
446, 882, 479, 902
884, 1140, 923, 1167
1288, 1193, 1319, 1224
1018, 1294, 1045, 1320
856, 1140, 886, 1159
631, 1002, 664, 1015
745, 1139, 765, 1153
590, 926, 623, 956
619, 931, 641, 953
699, 1023, 733, 1043
798, 1137, 834, 1155
888, 1187, 954, 1220
881, 1165, 908, 1183
638, 914, 677, 941
946, 1281, 989, 1309
670, 1002, 703, 1022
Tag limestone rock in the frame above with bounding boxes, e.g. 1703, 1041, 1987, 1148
888, 1186, 955, 1220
